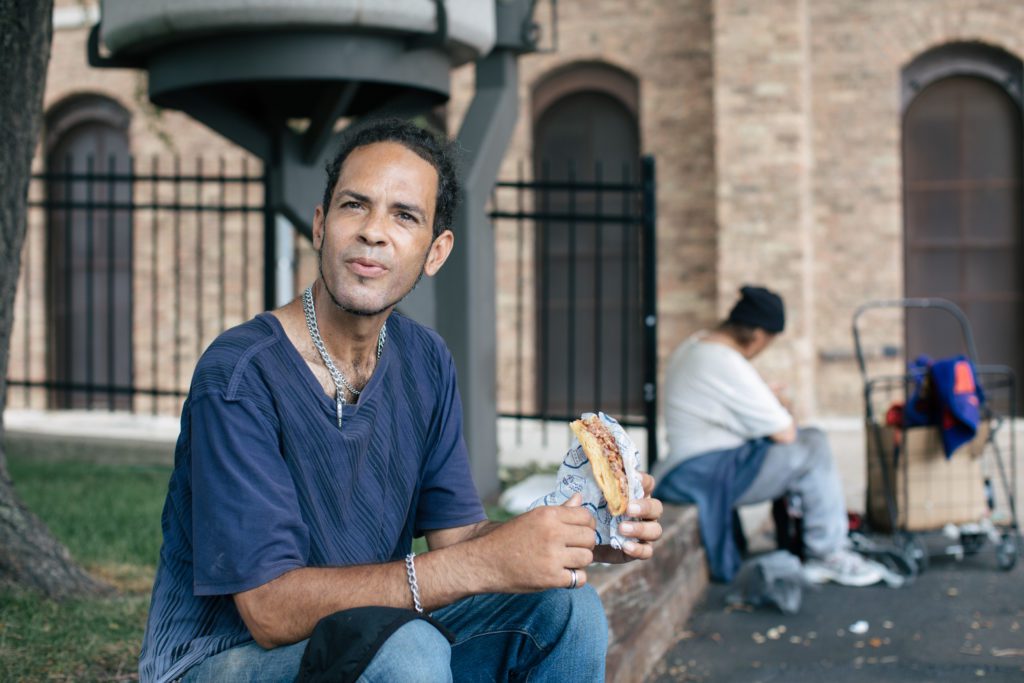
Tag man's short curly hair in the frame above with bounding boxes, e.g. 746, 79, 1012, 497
321, 118, 460, 239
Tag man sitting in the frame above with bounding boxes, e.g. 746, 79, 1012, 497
653, 285, 881, 586
138, 119, 664, 683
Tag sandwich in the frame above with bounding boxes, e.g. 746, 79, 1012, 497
570, 414, 632, 516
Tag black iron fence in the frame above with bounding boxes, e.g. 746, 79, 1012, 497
7, 156, 267, 415
489, 157, 658, 464
7, 154, 658, 464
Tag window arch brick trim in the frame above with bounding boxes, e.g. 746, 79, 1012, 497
531, 60, 640, 124
44, 93, 132, 157
902, 42, 1023, 111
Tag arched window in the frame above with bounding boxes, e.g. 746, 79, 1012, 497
532, 63, 642, 418
45, 94, 134, 409
902, 44, 1023, 403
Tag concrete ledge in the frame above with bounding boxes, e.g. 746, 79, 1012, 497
6, 429, 175, 466
6, 430, 176, 466
5, 410, 177, 465
590, 504, 707, 683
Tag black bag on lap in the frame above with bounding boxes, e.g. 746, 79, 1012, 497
294, 606, 454, 683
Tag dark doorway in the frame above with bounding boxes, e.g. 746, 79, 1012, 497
903, 74, 1023, 401
47, 116, 134, 409
533, 90, 643, 418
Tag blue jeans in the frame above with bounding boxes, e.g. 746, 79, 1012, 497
734, 428, 848, 558
180, 586, 607, 682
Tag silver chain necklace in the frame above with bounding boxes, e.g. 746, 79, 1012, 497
302, 285, 387, 429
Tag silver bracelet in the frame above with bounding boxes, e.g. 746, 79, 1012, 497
404, 552, 424, 614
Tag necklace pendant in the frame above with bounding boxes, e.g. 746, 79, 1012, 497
303, 286, 386, 431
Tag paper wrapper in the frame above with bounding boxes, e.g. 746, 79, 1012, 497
529, 412, 646, 549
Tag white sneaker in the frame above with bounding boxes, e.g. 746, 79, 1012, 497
803, 549, 884, 587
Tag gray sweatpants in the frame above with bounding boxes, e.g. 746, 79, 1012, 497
734, 427, 848, 558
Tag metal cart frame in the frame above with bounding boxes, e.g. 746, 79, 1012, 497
851, 298, 1020, 574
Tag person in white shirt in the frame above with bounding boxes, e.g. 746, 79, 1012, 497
653, 285, 881, 587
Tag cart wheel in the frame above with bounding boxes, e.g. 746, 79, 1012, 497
996, 536, 1017, 571
961, 532, 986, 556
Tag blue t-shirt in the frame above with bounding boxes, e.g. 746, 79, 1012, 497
138, 312, 485, 683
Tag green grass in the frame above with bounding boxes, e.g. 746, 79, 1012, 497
6, 457, 170, 570
0, 590, 152, 682
1, 455, 171, 682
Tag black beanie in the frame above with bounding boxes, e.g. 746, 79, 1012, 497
727, 285, 785, 333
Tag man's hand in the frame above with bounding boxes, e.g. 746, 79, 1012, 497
473, 493, 596, 592
594, 471, 664, 564
770, 381, 796, 416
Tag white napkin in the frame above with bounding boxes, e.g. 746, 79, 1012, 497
529, 412, 645, 549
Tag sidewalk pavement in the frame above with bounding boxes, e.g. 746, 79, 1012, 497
648, 555, 1024, 682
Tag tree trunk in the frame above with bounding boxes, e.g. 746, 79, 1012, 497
0, 0, 111, 599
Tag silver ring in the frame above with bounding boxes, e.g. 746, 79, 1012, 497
568, 568, 578, 590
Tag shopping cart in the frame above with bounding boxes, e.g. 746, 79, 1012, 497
851, 298, 1020, 576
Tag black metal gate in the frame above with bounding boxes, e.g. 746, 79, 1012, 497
8, 156, 266, 415
489, 156, 658, 464
8, 154, 659, 465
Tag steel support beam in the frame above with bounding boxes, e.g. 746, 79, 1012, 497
431, 50, 520, 498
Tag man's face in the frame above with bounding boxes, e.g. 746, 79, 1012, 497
312, 141, 453, 317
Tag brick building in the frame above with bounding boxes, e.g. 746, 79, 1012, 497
476, 0, 1023, 423
9, 1, 1023, 458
